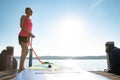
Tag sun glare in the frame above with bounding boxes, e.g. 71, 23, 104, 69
35, 14, 88, 56
62, 59, 79, 69
47, 14, 87, 56
57, 15, 85, 40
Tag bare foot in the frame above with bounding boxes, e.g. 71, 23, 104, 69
18, 68, 25, 73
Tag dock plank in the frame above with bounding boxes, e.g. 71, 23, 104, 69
91, 71, 120, 80
1, 70, 120, 80
0, 69, 17, 80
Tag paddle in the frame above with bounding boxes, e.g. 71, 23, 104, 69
29, 37, 52, 68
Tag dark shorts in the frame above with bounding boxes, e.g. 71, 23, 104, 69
18, 35, 28, 44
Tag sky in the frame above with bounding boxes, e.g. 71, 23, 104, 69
0, 0, 120, 57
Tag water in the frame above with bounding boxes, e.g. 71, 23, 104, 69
16, 59, 107, 71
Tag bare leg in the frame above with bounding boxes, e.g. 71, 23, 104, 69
18, 42, 28, 72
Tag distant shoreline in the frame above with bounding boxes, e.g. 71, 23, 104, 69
15, 55, 107, 60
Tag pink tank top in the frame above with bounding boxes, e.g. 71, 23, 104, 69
19, 17, 32, 37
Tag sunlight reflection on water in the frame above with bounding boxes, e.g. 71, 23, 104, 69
17, 59, 107, 71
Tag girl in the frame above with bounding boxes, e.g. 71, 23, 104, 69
18, 7, 35, 72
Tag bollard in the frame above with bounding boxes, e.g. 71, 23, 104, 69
105, 42, 114, 72
5, 46, 14, 70
0, 50, 7, 71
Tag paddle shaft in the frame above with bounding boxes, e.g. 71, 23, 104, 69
29, 37, 33, 67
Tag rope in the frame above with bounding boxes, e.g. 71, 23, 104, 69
28, 38, 44, 64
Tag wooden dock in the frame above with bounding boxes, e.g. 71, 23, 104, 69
91, 71, 120, 80
0, 70, 120, 80
0, 69, 17, 80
